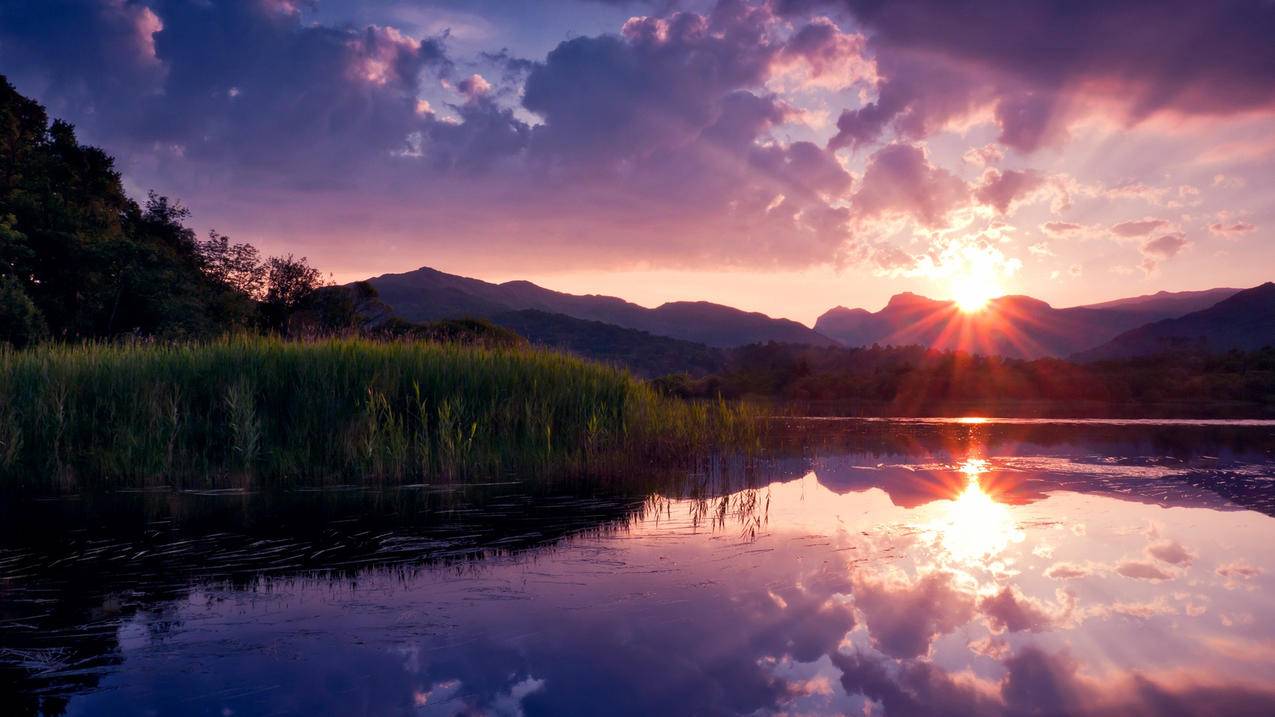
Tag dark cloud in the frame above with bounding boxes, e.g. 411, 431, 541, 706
833, 649, 1003, 717
0, 0, 865, 267
829, 51, 991, 152
5, 0, 1259, 273
979, 585, 1064, 634
523, 2, 779, 166
417, 96, 530, 172
850, 570, 975, 658
0, 0, 460, 191
815, 0, 1275, 153
835, 641, 1275, 717
780, 16, 869, 85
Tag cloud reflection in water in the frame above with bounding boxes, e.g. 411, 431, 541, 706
9, 422, 1275, 716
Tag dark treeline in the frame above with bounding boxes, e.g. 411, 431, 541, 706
0, 76, 495, 348
655, 343, 1275, 415
0, 75, 329, 344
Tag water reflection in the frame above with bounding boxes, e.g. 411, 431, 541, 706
926, 459, 1025, 566
2, 419, 1275, 716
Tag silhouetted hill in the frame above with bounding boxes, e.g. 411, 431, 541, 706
814, 289, 1235, 359
1076, 283, 1275, 360
490, 310, 726, 377
1077, 287, 1240, 314
366, 266, 836, 348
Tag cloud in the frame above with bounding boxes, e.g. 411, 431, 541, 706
1209, 220, 1257, 237
774, 16, 874, 90
456, 73, 493, 99
961, 144, 1003, 167
974, 169, 1045, 214
1044, 562, 1092, 580
2, 0, 1267, 277
1216, 560, 1262, 590
1213, 174, 1247, 189
812, 0, 1275, 154
1111, 218, 1171, 238
851, 570, 976, 659
835, 638, 1275, 717
832, 649, 1003, 717
1043, 222, 1080, 233
1146, 539, 1195, 566
827, 50, 995, 152
1144, 233, 1186, 260
979, 585, 1073, 634
0, 0, 873, 269
1138, 232, 1189, 273
1115, 559, 1176, 581
852, 143, 968, 226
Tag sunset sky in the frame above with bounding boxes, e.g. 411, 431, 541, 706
2, 0, 1272, 324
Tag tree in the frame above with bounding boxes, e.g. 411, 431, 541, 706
0, 274, 47, 348
261, 254, 324, 333
197, 230, 266, 298
0, 76, 263, 340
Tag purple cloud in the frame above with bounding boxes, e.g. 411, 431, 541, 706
1209, 219, 1257, 237
817, 0, 1275, 153
853, 143, 969, 226
851, 570, 975, 659
1115, 558, 1177, 581
979, 585, 1066, 633
1112, 218, 1171, 237
1146, 538, 1195, 566
975, 169, 1046, 214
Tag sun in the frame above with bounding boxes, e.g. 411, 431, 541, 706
950, 275, 1001, 313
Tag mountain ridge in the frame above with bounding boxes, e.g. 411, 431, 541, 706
1075, 283, 1275, 360
814, 288, 1246, 359
365, 266, 838, 348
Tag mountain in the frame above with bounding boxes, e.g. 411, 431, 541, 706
814, 290, 1233, 359
366, 266, 836, 348
1075, 283, 1275, 360
1077, 287, 1240, 315
489, 310, 726, 377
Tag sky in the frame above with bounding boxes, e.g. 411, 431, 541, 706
1, 0, 1272, 325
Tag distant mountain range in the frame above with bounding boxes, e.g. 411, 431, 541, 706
814, 288, 1240, 359
360, 266, 1273, 371
368, 267, 836, 349
1076, 283, 1275, 360
489, 310, 726, 377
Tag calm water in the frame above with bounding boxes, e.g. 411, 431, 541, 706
3, 419, 1275, 716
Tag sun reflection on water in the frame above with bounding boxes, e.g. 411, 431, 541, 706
928, 458, 1024, 565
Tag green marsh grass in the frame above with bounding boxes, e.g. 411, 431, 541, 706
0, 337, 758, 490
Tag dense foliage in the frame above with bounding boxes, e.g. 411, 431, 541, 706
0, 337, 755, 489
656, 343, 1275, 415
0, 76, 335, 343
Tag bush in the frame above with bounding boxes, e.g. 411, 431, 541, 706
0, 275, 47, 348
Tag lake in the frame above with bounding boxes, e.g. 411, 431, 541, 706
3, 418, 1275, 716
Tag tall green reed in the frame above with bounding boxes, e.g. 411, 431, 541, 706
0, 337, 754, 491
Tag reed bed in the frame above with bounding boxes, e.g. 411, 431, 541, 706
0, 337, 759, 490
